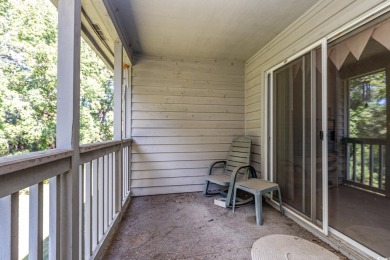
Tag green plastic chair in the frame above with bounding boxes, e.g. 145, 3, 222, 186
203, 136, 256, 207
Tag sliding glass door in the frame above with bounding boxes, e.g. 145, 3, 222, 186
327, 17, 390, 256
271, 48, 324, 227
268, 10, 390, 258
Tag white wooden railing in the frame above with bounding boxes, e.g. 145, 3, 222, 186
0, 139, 132, 260
343, 137, 385, 194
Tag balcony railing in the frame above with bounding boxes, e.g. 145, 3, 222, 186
0, 139, 131, 260
343, 137, 385, 194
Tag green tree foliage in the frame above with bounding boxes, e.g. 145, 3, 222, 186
0, 0, 113, 156
80, 42, 114, 144
349, 71, 387, 138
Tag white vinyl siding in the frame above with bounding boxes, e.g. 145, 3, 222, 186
131, 56, 245, 196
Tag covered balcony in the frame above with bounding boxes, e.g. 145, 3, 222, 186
1, 0, 390, 259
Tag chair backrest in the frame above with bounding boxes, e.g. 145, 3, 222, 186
224, 136, 252, 181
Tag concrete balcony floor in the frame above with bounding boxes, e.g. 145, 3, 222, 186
102, 192, 347, 259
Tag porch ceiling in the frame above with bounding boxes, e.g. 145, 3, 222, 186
110, 0, 320, 61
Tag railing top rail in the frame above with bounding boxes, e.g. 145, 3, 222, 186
342, 137, 386, 145
80, 140, 123, 154
80, 139, 132, 154
0, 149, 73, 176
79, 139, 132, 164
122, 138, 132, 147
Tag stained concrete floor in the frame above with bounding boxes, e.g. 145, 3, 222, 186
102, 192, 346, 260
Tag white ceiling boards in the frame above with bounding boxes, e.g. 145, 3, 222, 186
111, 0, 319, 61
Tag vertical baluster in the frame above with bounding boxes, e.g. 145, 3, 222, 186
84, 162, 92, 259
92, 159, 98, 251
361, 143, 365, 184
127, 147, 129, 195
369, 145, 374, 187
104, 155, 108, 232
129, 143, 132, 195
127, 147, 129, 196
353, 143, 357, 182
108, 153, 113, 224
124, 147, 128, 199
126, 147, 129, 196
122, 148, 124, 201
346, 143, 351, 180
50, 175, 60, 260
118, 147, 122, 209
123, 147, 125, 199
98, 157, 104, 242
0, 193, 19, 260
379, 145, 383, 189
114, 148, 121, 214
78, 165, 84, 260
29, 183, 43, 260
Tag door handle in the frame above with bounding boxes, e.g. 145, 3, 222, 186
319, 131, 324, 141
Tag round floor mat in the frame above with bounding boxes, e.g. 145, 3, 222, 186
251, 234, 339, 260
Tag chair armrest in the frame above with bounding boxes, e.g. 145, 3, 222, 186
207, 160, 227, 175
229, 165, 253, 183
230, 165, 257, 180
225, 165, 257, 207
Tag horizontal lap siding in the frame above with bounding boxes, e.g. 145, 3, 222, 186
245, 0, 386, 178
132, 56, 245, 196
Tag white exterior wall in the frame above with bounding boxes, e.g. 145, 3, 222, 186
245, 0, 388, 177
131, 56, 245, 196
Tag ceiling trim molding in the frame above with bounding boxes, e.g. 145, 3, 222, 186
103, 0, 134, 65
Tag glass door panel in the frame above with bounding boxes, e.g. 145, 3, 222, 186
272, 49, 323, 227
327, 17, 390, 256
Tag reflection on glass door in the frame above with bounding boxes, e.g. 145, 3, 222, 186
273, 49, 323, 227
327, 17, 390, 256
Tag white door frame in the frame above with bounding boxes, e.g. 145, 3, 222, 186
264, 39, 328, 235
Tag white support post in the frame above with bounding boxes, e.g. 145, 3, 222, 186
124, 66, 132, 197
114, 42, 123, 214
29, 183, 44, 260
124, 66, 132, 139
0, 194, 19, 260
55, 0, 81, 258
114, 42, 123, 141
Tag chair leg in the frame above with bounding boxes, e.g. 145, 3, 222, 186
254, 193, 262, 225
225, 183, 234, 207
232, 187, 237, 212
277, 187, 284, 215
203, 180, 210, 195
